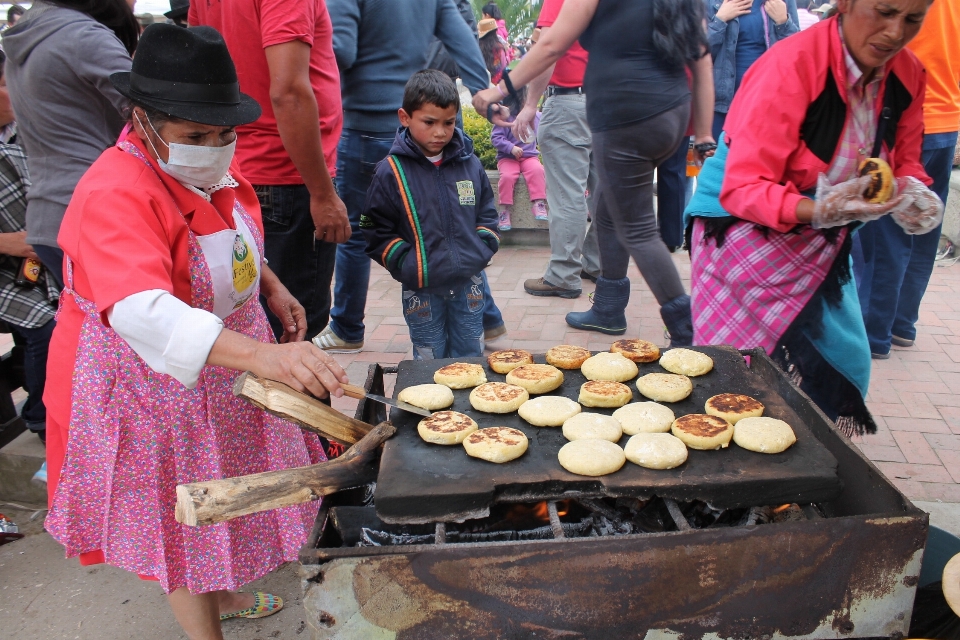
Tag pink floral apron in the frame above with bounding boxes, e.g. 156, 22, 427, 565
45, 142, 324, 594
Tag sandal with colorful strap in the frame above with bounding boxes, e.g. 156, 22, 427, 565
219, 592, 284, 621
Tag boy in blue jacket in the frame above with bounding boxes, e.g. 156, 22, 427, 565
362, 70, 500, 359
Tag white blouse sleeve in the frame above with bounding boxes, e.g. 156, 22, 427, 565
107, 289, 225, 389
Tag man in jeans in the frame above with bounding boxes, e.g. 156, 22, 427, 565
512, 0, 600, 300
856, 0, 959, 358
318, 0, 497, 352
190, 0, 348, 342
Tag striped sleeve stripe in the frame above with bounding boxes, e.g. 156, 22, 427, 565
387, 156, 428, 288
382, 238, 405, 266
477, 227, 500, 241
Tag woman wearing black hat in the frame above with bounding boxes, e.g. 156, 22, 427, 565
42, 24, 349, 638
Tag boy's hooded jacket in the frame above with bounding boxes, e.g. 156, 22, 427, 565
362, 127, 499, 293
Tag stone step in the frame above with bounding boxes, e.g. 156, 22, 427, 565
0, 429, 46, 506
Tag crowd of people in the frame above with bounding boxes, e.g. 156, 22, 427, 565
0, 0, 955, 638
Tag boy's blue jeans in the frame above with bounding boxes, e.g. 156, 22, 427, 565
403, 275, 485, 359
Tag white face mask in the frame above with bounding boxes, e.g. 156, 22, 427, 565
136, 110, 236, 189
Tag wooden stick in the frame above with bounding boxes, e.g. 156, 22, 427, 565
233, 372, 372, 445
175, 421, 395, 527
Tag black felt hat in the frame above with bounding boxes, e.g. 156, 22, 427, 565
111, 23, 261, 127
164, 0, 189, 20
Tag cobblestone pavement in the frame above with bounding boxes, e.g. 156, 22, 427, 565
328, 246, 960, 505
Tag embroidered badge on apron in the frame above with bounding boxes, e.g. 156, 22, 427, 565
233, 233, 257, 293
197, 211, 261, 319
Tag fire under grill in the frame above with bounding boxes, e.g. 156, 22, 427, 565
299, 350, 928, 640
331, 496, 819, 549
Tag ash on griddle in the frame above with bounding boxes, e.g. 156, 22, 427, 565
352, 498, 811, 547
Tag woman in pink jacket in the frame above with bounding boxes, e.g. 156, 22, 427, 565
685, 0, 942, 435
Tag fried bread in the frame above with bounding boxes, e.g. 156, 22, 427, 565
581, 351, 639, 382
417, 411, 478, 445
733, 417, 796, 454
518, 395, 581, 426
463, 427, 529, 463
610, 338, 660, 363
545, 345, 591, 369
558, 439, 626, 476
613, 402, 676, 435
397, 383, 455, 410
671, 414, 734, 450
579, 380, 633, 408
433, 362, 487, 389
487, 349, 534, 374
469, 382, 529, 413
659, 348, 714, 376
562, 412, 623, 442
705, 393, 764, 425
505, 363, 564, 394
636, 373, 693, 403
624, 433, 688, 469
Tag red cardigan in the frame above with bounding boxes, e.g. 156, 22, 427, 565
719, 17, 930, 233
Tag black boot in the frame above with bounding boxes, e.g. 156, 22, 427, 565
565, 277, 629, 335
660, 294, 693, 347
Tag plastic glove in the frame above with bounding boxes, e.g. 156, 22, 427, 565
811, 173, 904, 229
888, 176, 944, 235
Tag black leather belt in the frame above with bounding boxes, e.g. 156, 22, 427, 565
547, 85, 584, 96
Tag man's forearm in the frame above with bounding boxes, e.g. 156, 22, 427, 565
271, 82, 336, 199
524, 63, 554, 110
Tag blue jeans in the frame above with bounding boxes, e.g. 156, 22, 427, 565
255, 183, 337, 342
330, 129, 395, 343
855, 130, 958, 354
712, 112, 727, 142
403, 275, 485, 359
657, 135, 692, 248
332, 128, 504, 342
11, 317, 55, 432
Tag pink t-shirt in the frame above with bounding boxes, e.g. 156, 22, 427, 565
189, 0, 343, 184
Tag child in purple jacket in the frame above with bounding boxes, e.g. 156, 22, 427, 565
491, 111, 547, 230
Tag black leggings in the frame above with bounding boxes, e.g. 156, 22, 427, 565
593, 103, 689, 304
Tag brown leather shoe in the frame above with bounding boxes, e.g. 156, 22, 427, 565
524, 277, 581, 299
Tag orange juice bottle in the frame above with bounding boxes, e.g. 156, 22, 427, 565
685, 140, 701, 177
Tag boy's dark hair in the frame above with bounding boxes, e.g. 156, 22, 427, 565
6, 5, 24, 24
402, 69, 461, 115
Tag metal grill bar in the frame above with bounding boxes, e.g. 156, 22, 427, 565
663, 499, 691, 531
547, 502, 564, 539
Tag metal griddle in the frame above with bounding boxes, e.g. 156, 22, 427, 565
374, 346, 841, 524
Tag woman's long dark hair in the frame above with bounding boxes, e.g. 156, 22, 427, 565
653, 0, 709, 72
481, 2, 503, 20
479, 30, 504, 74
47, 0, 139, 55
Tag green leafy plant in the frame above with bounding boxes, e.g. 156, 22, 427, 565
462, 107, 498, 170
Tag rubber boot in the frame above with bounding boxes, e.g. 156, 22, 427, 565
565, 277, 629, 335
660, 294, 693, 347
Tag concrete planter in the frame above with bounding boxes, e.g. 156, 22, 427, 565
485, 169, 550, 247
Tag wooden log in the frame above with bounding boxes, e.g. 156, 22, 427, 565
175, 421, 395, 527
233, 371, 372, 445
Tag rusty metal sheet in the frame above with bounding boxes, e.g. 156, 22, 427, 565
375, 346, 841, 524
302, 513, 926, 640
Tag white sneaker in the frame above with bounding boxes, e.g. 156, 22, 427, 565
312, 325, 363, 353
